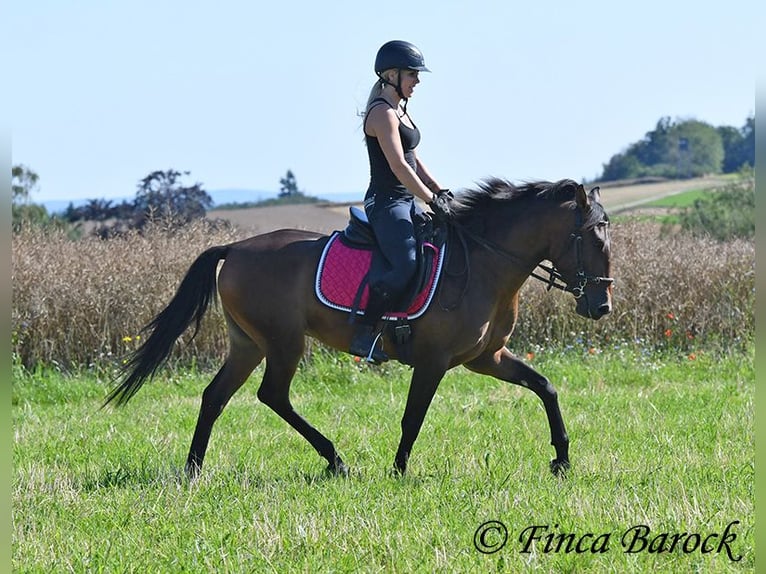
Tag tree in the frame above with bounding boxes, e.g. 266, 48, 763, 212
717, 125, 743, 173
12, 164, 40, 205
719, 116, 754, 173
12, 164, 51, 231
133, 169, 213, 228
83, 198, 116, 221
741, 115, 755, 166
671, 120, 723, 177
598, 117, 724, 181
279, 169, 303, 198
633, 116, 675, 167
601, 152, 643, 181
12, 203, 50, 232
61, 169, 214, 236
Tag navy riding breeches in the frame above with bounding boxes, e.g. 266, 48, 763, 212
363, 192, 424, 300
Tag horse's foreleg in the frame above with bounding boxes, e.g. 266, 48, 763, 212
393, 363, 448, 475
257, 345, 348, 477
185, 341, 264, 479
466, 347, 570, 476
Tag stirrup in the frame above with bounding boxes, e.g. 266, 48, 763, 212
349, 327, 389, 364
363, 330, 388, 364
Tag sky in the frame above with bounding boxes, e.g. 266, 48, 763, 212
8, 1, 761, 206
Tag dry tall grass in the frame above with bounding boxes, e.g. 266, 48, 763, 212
11, 218, 754, 370
12, 222, 241, 370
513, 219, 754, 352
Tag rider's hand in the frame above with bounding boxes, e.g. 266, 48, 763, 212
428, 189, 453, 223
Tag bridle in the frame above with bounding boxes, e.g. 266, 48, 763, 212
450, 205, 614, 299
531, 207, 615, 299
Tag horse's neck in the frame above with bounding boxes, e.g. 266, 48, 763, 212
478, 214, 551, 270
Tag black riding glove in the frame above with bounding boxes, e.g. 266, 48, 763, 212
428, 189, 453, 223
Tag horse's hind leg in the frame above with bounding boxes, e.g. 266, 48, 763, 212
256, 339, 348, 477
465, 347, 570, 476
185, 325, 264, 479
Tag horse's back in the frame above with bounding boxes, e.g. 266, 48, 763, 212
216, 229, 328, 314
228, 228, 326, 252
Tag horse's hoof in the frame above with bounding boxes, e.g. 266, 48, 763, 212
326, 460, 350, 478
389, 460, 407, 478
550, 458, 570, 477
184, 461, 201, 481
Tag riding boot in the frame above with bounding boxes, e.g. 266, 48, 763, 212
348, 323, 388, 364
348, 285, 391, 364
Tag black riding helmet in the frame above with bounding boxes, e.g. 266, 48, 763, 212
374, 40, 430, 109
375, 40, 430, 74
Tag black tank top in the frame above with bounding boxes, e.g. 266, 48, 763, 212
364, 98, 421, 198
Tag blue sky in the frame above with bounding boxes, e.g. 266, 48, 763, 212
9, 1, 760, 204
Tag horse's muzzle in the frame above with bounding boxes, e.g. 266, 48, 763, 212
575, 289, 612, 320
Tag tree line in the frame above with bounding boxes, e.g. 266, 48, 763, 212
62, 169, 213, 238
11, 168, 313, 236
599, 115, 753, 181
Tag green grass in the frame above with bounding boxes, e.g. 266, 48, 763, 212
615, 188, 713, 226
13, 346, 754, 572
642, 189, 710, 209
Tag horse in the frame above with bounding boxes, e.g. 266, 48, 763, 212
104, 178, 613, 479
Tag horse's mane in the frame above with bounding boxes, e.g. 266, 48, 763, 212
450, 177, 605, 228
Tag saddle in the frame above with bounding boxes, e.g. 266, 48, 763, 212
315, 207, 446, 322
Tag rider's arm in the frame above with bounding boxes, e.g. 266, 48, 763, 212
414, 153, 442, 194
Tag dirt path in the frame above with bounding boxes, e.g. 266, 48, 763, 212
597, 176, 726, 212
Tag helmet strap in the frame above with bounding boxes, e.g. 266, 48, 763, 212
396, 72, 409, 114
377, 71, 408, 113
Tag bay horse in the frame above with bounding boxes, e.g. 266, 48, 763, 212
105, 178, 613, 478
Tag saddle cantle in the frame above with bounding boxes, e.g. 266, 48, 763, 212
315, 207, 446, 320
343, 206, 376, 246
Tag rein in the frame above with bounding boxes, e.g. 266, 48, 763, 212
448, 207, 614, 299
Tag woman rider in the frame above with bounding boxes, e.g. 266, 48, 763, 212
349, 40, 452, 362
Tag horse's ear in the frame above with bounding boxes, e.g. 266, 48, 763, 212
589, 186, 601, 204
575, 183, 589, 209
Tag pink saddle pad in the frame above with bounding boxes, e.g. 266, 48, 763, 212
315, 232, 445, 320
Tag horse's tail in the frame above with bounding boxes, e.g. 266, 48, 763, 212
103, 245, 229, 407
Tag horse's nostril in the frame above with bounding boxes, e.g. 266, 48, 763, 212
598, 303, 612, 315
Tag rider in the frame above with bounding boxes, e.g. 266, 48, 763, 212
349, 40, 453, 362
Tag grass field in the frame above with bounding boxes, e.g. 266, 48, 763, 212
640, 189, 710, 209
13, 345, 754, 572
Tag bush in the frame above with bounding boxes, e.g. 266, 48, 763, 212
673, 173, 754, 241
